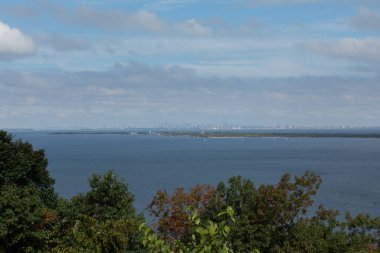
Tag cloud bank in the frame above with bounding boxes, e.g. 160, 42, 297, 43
304, 37, 380, 63
1, 62, 379, 128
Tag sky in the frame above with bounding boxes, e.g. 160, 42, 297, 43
1, 0, 380, 128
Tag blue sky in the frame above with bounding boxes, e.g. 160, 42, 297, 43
1, 0, 380, 128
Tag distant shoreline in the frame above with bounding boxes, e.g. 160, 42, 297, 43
50, 131, 380, 139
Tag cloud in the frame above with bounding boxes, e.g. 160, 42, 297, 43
0, 21, 37, 59
175, 19, 212, 36
304, 37, 380, 63
350, 7, 380, 31
40, 2, 260, 37
143, 0, 204, 11
240, 0, 320, 6
36, 33, 90, 52
257, 0, 319, 3
64, 6, 166, 32
59, 5, 211, 36
0, 4, 37, 18
1, 62, 380, 128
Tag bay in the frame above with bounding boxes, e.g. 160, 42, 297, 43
10, 130, 380, 217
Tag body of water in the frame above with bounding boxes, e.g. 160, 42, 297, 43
10, 130, 380, 217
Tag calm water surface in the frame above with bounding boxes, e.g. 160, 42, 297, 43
11, 131, 380, 217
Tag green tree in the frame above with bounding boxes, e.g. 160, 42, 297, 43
51, 171, 144, 252
0, 130, 57, 207
0, 186, 49, 252
0, 130, 58, 252
71, 171, 136, 221
204, 171, 322, 252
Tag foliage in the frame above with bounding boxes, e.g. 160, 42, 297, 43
50, 171, 144, 252
50, 214, 141, 253
0, 130, 57, 252
71, 171, 136, 221
0, 185, 49, 253
150, 172, 380, 253
0, 130, 57, 207
282, 206, 380, 253
140, 206, 249, 253
200, 172, 322, 252
148, 184, 215, 243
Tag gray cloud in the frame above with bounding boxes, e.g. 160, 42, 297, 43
52, 4, 167, 32
239, 0, 320, 7
350, 7, 380, 31
40, 2, 214, 36
64, 6, 214, 36
1, 62, 379, 128
304, 37, 380, 63
0, 1, 262, 38
0, 4, 37, 18
252, 0, 319, 3
142, 0, 205, 11
36, 33, 90, 52
144, 0, 321, 9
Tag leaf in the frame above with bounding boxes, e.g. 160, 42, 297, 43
227, 206, 234, 217
223, 225, 231, 235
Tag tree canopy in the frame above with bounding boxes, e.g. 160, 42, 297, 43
0, 130, 57, 207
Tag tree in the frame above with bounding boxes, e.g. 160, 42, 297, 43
71, 171, 136, 221
148, 184, 215, 243
0, 130, 57, 207
204, 171, 322, 252
0, 186, 48, 252
51, 171, 144, 252
0, 130, 58, 252
140, 206, 247, 253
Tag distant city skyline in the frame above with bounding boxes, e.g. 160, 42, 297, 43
1, 0, 380, 128
6, 122, 380, 131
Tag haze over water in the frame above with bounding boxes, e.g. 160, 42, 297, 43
12, 130, 380, 217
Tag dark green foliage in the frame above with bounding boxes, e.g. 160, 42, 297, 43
0, 185, 48, 253
0, 130, 144, 252
50, 171, 144, 252
281, 206, 380, 253
71, 171, 136, 221
0, 130, 58, 252
51, 214, 142, 253
0, 130, 57, 207
203, 176, 256, 221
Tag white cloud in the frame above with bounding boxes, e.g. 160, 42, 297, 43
128, 11, 167, 32
0, 20, 37, 59
304, 37, 380, 63
175, 19, 212, 36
